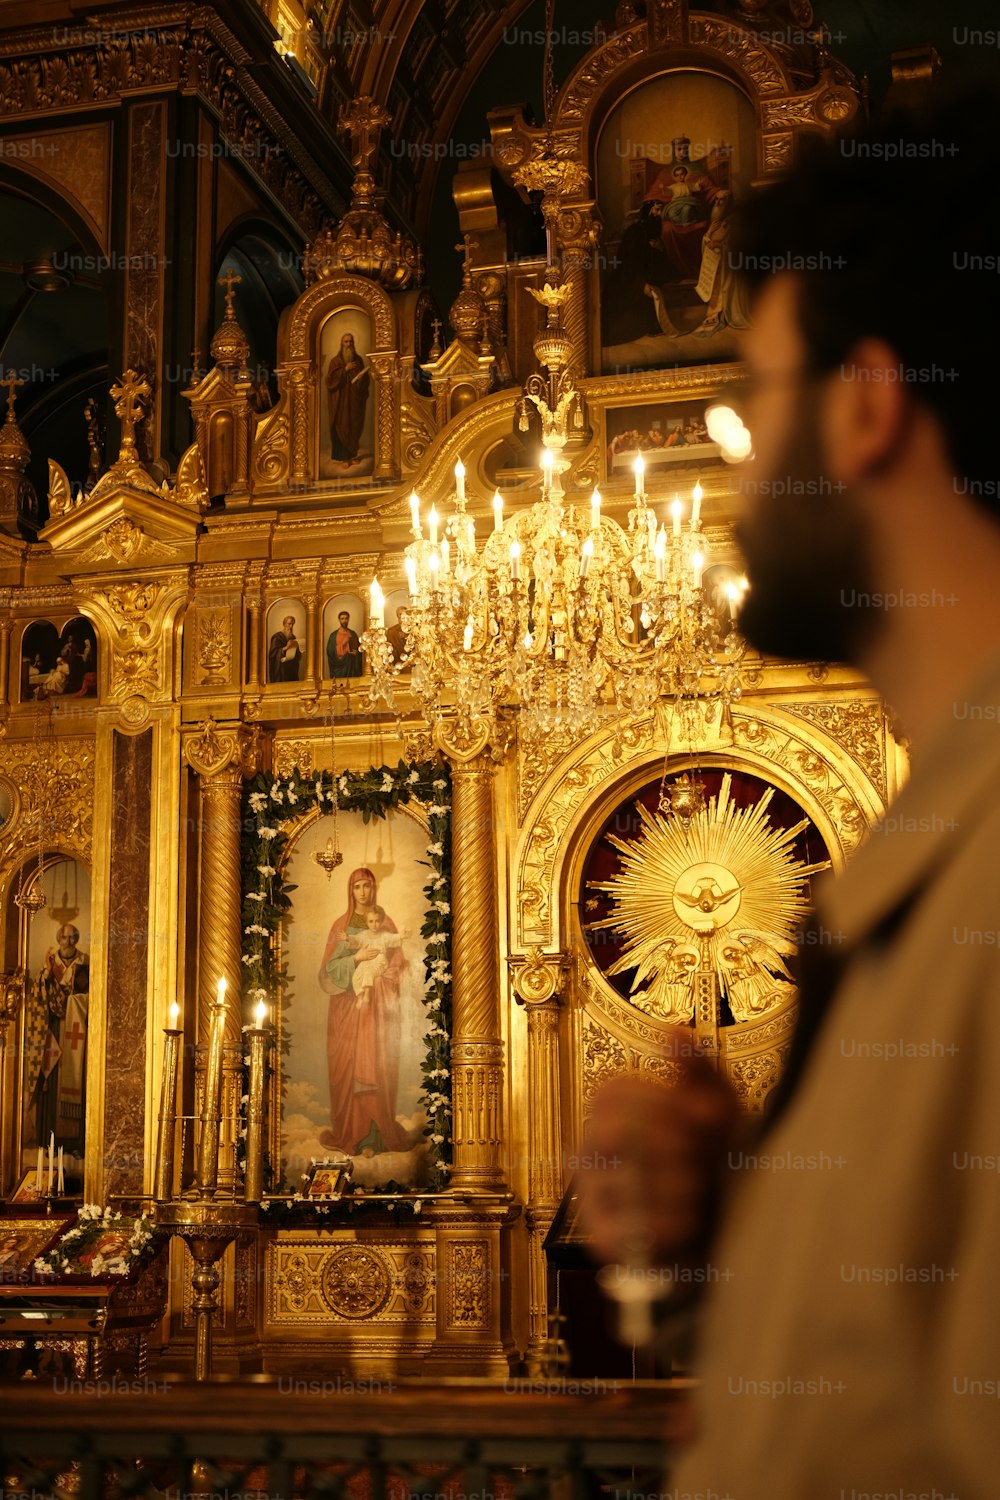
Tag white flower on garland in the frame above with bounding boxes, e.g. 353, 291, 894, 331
287, 785, 298, 804
433, 779, 447, 790
338, 775, 348, 793
257, 864, 276, 877
247, 891, 266, 903
427, 842, 443, 857
258, 826, 279, 839
244, 923, 269, 937
249, 792, 268, 812
426, 932, 447, 946
242, 954, 261, 966
428, 805, 449, 817
408, 770, 420, 784
381, 773, 394, 792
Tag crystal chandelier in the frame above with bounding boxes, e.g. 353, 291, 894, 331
361, 300, 746, 749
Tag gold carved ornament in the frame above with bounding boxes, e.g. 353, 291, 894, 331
589, 773, 829, 1030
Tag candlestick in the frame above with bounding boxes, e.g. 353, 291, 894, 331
463, 620, 474, 652
428, 507, 439, 546
580, 537, 594, 579
542, 450, 553, 498
154, 1008, 183, 1202
671, 498, 681, 538
591, 488, 602, 530
692, 550, 705, 588
198, 980, 227, 1196
510, 539, 521, 582
244, 1017, 268, 1205
654, 531, 666, 582
409, 491, 421, 536
36, 1146, 43, 1195
492, 490, 503, 532
255, 999, 267, 1028
48, 1132, 54, 1194
57, 1148, 64, 1196
455, 459, 466, 503
405, 556, 418, 597
692, 480, 703, 528
633, 454, 645, 498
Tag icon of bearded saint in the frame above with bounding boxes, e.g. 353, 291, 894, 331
326, 333, 371, 465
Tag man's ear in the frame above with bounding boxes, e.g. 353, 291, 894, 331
821, 338, 910, 483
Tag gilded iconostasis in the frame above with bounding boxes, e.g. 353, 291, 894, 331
0, 0, 909, 1379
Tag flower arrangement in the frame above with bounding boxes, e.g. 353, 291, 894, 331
33, 1204, 156, 1278
241, 757, 453, 1195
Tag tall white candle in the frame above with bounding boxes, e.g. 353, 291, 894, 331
48, 1132, 54, 1193
671, 498, 682, 538
455, 459, 466, 502
510, 539, 521, 582
405, 556, 418, 597
492, 490, 503, 532
692, 550, 705, 588
36, 1146, 43, 1194
409, 491, 421, 534
580, 537, 594, 579
692, 480, 703, 528
591, 488, 602, 530
633, 454, 645, 498
57, 1147, 64, 1195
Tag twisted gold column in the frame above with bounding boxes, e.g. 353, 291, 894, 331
184, 721, 260, 1191
557, 204, 600, 378
445, 748, 504, 1191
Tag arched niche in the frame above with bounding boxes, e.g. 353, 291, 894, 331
254, 273, 400, 492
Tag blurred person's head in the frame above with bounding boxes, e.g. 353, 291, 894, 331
730, 84, 1000, 670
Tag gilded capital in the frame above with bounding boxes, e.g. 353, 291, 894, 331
511, 948, 568, 1007
184, 718, 260, 782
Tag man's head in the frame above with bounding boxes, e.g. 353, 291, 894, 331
729, 84, 1000, 668
282, 615, 295, 634
57, 925, 79, 957
338, 611, 350, 628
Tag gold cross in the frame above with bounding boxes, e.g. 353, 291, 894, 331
109, 368, 152, 459
0, 369, 24, 414
218, 267, 242, 317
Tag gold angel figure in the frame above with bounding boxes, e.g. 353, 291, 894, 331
718, 932, 796, 1022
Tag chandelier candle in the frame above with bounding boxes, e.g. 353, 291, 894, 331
493, 490, 503, 531
633, 453, 645, 499
591, 487, 602, 530
455, 459, 465, 503
692, 480, 703, 528
154, 1000, 182, 1202
409, 491, 421, 537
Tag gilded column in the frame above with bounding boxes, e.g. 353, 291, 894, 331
184, 719, 260, 1188
438, 728, 504, 1191
0, 615, 11, 725
556, 203, 600, 378
512, 949, 568, 1373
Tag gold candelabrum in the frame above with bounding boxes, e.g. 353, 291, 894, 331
362, 279, 746, 749
152, 985, 272, 1379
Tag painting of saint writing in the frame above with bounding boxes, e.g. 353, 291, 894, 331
280, 814, 433, 1188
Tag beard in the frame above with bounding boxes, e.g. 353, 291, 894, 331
733, 387, 882, 666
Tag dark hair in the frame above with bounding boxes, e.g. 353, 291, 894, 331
731, 82, 1000, 509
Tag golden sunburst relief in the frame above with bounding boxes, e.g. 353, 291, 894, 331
588, 774, 829, 1025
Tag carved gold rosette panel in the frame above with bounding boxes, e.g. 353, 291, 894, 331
266, 1238, 436, 1325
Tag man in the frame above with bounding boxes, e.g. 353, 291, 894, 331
581, 85, 1000, 1497
327, 610, 362, 678
326, 333, 370, 465
28, 924, 89, 1149
267, 614, 301, 682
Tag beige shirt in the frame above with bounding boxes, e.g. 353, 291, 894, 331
672, 652, 1000, 1500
